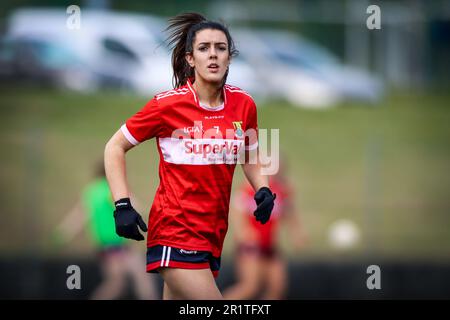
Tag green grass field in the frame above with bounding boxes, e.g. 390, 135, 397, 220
1, 85, 449, 261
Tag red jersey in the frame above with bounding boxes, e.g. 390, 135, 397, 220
235, 178, 292, 249
121, 80, 258, 257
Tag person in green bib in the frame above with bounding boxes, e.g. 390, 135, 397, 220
54, 161, 158, 300
83, 176, 125, 250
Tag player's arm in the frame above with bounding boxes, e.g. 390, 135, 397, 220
104, 129, 135, 201
241, 149, 276, 224
104, 130, 147, 241
241, 147, 268, 191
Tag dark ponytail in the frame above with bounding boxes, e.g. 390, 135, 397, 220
165, 12, 238, 88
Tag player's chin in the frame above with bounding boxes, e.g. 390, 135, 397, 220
206, 76, 227, 86
203, 73, 226, 85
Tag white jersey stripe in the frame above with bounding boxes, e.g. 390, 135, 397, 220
165, 247, 172, 267
224, 84, 248, 90
121, 124, 140, 146
225, 87, 253, 99
156, 88, 189, 97
223, 86, 227, 105
160, 246, 167, 267
187, 81, 198, 104
156, 90, 190, 100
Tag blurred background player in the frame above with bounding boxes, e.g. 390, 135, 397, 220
224, 159, 307, 300
54, 160, 158, 300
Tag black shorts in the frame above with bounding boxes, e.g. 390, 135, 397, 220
146, 245, 221, 278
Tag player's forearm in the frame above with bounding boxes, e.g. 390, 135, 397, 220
104, 136, 131, 201
241, 161, 269, 192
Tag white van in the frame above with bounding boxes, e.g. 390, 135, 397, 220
6, 8, 173, 95
6, 8, 262, 98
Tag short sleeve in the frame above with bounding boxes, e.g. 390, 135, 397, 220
244, 99, 258, 151
121, 98, 165, 145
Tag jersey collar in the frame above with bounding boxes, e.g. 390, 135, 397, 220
187, 78, 226, 112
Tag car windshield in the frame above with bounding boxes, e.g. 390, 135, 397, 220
118, 25, 168, 58
132, 40, 168, 56
0, 38, 15, 61
142, 25, 169, 55
28, 39, 82, 68
259, 32, 340, 70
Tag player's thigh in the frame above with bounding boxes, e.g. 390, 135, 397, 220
163, 281, 174, 300
159, 267, 223, 300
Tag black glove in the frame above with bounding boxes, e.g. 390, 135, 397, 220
113, 198, 148, 241
253, 187, 277, 225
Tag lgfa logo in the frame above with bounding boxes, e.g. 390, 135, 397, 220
233, 121, 244, 138
183, 121, 203, 134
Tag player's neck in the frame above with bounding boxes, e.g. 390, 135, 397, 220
192, 78, 223, 108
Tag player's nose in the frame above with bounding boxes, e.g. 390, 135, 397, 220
209, 47, 217, 58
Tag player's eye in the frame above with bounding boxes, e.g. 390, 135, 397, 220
199, 46, 208, 51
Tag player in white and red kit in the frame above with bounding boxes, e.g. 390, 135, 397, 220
104, 13, 276, 300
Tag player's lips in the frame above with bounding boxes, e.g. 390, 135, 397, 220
207, 63, 219, 72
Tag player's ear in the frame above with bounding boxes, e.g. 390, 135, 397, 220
185, 52, 194, 68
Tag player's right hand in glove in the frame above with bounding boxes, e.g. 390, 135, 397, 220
113, 197, 148, 241
253, 187, 277, 225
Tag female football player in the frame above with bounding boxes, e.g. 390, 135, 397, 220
104, 12, 276, 299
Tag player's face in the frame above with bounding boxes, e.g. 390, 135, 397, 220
186, 28, 231, 85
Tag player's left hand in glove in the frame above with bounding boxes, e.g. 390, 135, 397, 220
113, 197, 148, 241
253, 187, 277, 224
